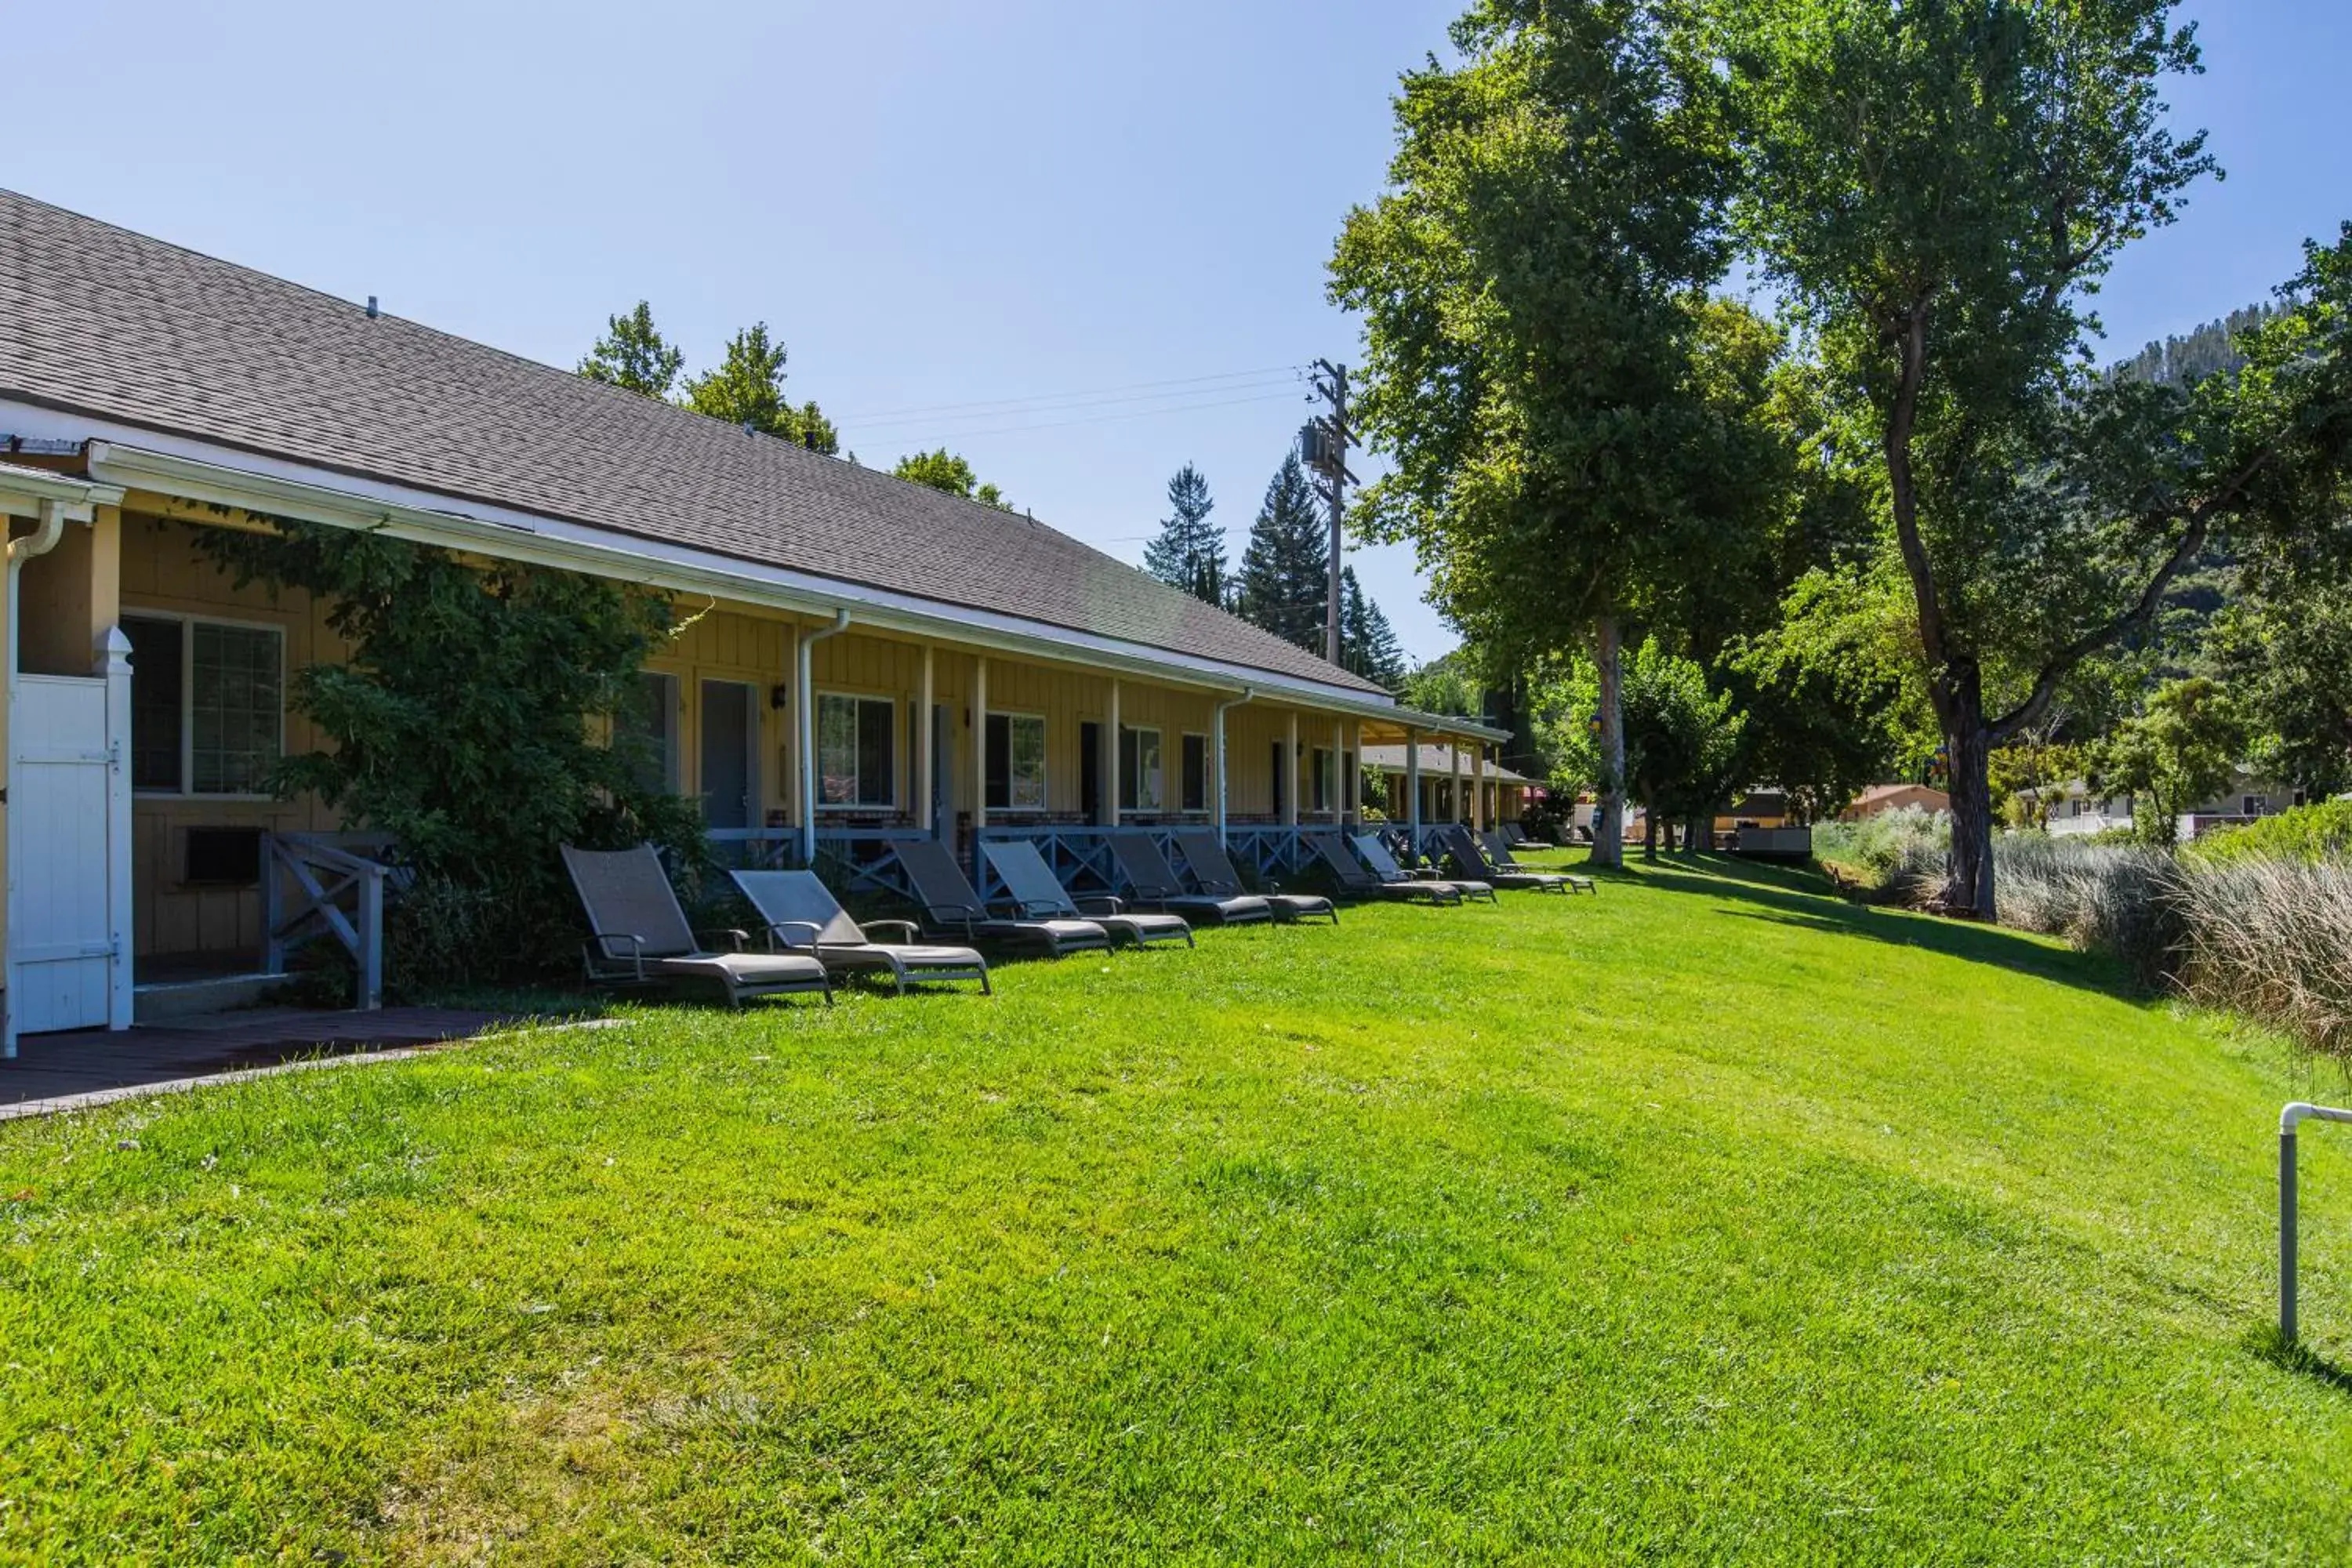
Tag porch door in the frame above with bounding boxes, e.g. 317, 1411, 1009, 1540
931, 703, 953, 840
1080, 721, 1103, 824
8, 673, 126, 1038
699, 680, 757, 831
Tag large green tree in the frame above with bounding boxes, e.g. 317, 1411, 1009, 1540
579, 301, 684, 399
1141, 463, 1228, 605
681, 322, 839, 453
1236, 454, 1331, 652
2097, 676, 2246, 845
1331, 0, 1760, 869
1711, 0, 2226, 913
1338, 567, 1410, 691
893, 448, 1012, 510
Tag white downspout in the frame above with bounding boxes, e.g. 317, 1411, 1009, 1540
5, 500, 70, 1059
796, 608, 851, 867
1212, 686, 1254, 848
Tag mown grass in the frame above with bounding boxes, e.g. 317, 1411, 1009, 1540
5, 856, 2351, 1564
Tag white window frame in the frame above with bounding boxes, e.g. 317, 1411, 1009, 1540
815, 690, 898, 811
122, 609, 285, 802
1120, 724, 1165, 814
986, 710, 1050, 813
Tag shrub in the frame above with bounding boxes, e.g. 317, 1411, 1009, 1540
2190, 799, 2352, 867
1811, 806, 1949, 881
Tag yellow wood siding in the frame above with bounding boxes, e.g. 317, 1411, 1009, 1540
103, 515, 1479, 962
119, 513, 344, 959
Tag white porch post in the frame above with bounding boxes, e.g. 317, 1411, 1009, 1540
1330, 717, 1344, 821
973, 655, 989, 833
1348, 717, 1362, 828
1406, 727, 1422, 851
101, 626, 133, 1030
796, 609, 851, 867
1107, 677, 1121, 827
1473, 742, 1486, 833
1450, 742, 1462, 825
1283, 710, 1298, 829
917, 643, 935, 835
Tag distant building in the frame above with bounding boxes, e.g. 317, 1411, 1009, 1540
1840, 783, 1951, 821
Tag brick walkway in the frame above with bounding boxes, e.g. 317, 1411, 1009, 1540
0, 1007, 521, 1119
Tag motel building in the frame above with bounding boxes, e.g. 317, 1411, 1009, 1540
0, 189, 1522, 1052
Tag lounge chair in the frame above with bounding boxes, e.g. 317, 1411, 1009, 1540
728, 869, 991, 994
561, 844, 830, 1007
1106, 833, 1272, 926
1502, 822, 1558, 851
893, 838, 1113, 958
1482, 829, 1596, 893
1436, 825, 1577, 895
1172, 829, 1338, 924
982, 839, 1194, 949
1352, 832, 1496, 903
1302, 829, 1461, 904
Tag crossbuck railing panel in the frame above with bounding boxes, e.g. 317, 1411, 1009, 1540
260, 833, 390, 1011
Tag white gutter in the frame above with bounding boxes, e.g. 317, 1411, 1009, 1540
797, 608, 852, 866
6, 499, 69, 708
1212, 686, 1254, 847
37, 423, 1514, 744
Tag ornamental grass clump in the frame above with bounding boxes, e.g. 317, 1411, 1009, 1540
1993, 835, 2186, 987
2171, 858, 2352, 1057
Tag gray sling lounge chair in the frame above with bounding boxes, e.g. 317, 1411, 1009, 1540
561, 844, 831, 1007
1172, 829, 1338, 924
1352, 832, 1495, 903
1482, 829, 1596, 894
894, 838, 1113, 958
1106, 833, 1272, 925
728, 869, 991, 994
1436, 825, 1577, 895
1502, 822, 1558, 851
982, 839, 1193, 949
1303, 830, 1461, 904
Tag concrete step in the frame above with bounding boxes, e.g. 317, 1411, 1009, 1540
133, 972, 280, 1024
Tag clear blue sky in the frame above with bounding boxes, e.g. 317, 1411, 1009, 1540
7, 1, 2347, 663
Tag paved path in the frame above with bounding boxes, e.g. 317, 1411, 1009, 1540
0, 1007, 517, 1120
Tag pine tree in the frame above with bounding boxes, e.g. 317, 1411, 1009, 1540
1236, 454, 1330, 652
1141, 463, 1226, 604
579, 301, 684, 399
682, 323, 839, 453
1339, 567, 1408, 690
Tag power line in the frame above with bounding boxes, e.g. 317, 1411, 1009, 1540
838, 363, 1309, 425
848, 375, 1308, 436
867, 387, 1308, 442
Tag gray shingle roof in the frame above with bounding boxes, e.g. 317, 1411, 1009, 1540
1361, 742, 1530, 784
0, 187, 1385, 696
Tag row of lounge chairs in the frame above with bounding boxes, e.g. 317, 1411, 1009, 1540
559, 821, 1591, 1007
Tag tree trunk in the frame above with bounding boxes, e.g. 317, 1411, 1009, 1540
1642, 808, 1658, 862
1681, 814, 1705, 858
1939, 669, 1996, 919
1590, 614, 1626, 870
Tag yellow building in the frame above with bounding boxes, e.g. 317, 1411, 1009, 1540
0, 190, 1504, 1048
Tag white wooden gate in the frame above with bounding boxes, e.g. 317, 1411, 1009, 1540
6, 633, 133, 1051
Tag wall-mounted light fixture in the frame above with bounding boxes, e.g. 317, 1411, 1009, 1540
769, 683, 791, 711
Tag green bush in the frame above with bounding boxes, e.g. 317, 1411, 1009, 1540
2190, 799, 2352, 867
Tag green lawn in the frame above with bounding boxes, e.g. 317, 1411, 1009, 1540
5, 858, 2352, 1564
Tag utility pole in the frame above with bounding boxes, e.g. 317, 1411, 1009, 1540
1301, 360, 1356, 666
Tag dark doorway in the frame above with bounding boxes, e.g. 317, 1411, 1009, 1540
1080, 720, 1103, 823
699, 679, 756, 830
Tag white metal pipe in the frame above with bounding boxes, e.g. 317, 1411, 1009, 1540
2281, 1102, 2352, 1342
796, 608, 851, 866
